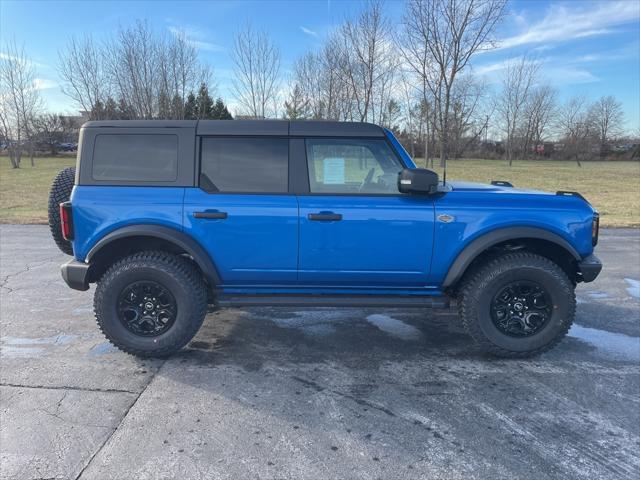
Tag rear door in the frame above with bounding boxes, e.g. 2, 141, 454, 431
296, 137, 435, 288
183, 136, 298, 287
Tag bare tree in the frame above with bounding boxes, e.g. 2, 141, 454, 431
58, 21, 211, 120
0, 40, 44, 168
58, 35, 107, 115
337, 0, 398, 123
495, 56, 540, 165
400, 0, 507, 169
522, 85, 557, 155
448, 75, 489, 159
557, 95, 596, 166
33, 113, 77, 155
589, 95, 625, 148
231, 23, 281, 118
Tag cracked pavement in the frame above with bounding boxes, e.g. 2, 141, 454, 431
1, 225, 639, 479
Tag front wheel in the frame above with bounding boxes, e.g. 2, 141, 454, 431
458, 252, 576, 358
94, 251, 208, 358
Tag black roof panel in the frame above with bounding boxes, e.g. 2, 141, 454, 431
82, 120, 197, 128
289, 120, 385, 137
82, 119, 386, 137
197, 120, 288, 136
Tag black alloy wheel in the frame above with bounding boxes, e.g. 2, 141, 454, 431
117, 280, 177, 336
489, 280, 552, 337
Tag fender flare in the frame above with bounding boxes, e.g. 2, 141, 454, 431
86, 224, 221, 285
442, 226, 581, 288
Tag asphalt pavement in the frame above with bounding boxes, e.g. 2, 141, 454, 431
1, 225, 639, 480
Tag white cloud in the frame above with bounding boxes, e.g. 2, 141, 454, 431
498, 1, 640, 50
300, 26, 318, 37
32, 78, 57, 90
167, 26, 224, 52
0, 52, 48, 69
475, 57, 599, 86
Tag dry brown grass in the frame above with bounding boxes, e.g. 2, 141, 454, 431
1, 156, 638, 227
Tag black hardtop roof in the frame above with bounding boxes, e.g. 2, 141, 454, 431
81, 119, 386, 137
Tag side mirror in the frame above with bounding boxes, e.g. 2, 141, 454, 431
398, 168, 439, 194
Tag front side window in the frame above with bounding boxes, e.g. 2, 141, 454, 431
92, 134, 178, 182
306, 139, 403, 194
200, 137, 288, 193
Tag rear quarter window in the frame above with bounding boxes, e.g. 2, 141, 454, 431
92, 134, 178, 182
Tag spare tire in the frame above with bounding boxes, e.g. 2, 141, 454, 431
48, 167, 75, 255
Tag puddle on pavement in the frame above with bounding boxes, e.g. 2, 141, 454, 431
0, 334, 78, 358
569, 324, 640, 362
586, 291, 609, 299
624, 278, 640, 299
89, 342, 121, 356
365, 314, 422, 341
269, 310, 350, 336
2, 334, 77, 346
0, 346, 45, 358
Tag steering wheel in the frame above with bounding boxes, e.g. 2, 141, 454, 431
359, 168, 376, 192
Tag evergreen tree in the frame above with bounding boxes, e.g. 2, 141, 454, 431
284, 84, 310, 119
184, 93, 197, 120
195, 83, 214, 119
90, 100, 105, 120
103, 97, 118, 119
157, 91, 171, 119
212, 98, 233, 120
117, 98, 135, 120
171, 94, 184, 119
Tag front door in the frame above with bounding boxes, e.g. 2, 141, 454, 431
183, 137, 298, 287
297, 138, 435, 288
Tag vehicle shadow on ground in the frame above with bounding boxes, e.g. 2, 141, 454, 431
178, 307, 479, 371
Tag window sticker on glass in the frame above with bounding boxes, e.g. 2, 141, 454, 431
323, 157, 345, 185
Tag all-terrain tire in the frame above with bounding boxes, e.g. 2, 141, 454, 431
94, 251, 208, 358
48, 167, 76, 255
458, 252, 575, 358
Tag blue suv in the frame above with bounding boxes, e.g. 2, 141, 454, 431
48, 120, 601, 358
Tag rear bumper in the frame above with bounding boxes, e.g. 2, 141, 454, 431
578, 254, 602, 283
61, 259, 90, 291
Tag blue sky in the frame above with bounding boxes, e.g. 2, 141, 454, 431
1, 0, 639, 131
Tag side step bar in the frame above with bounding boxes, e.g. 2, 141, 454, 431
216, 295, 450, 308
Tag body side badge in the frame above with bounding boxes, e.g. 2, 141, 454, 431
437, 213, 455, 223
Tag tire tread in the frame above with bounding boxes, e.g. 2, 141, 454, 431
458, 252, 576, 358
94, 250, 208, 358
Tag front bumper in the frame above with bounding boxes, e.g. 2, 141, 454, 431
61, 259, 90, 291
578, 254, 602, 283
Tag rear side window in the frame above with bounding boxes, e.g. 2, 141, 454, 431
200, 137, 288, 193
92, 134, 178, 182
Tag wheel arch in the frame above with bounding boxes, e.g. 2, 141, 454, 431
85, 225, 221, 286
443, 227, 581, 290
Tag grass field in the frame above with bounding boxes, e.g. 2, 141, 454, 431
1, 156, 638, 226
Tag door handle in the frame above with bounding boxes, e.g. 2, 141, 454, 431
194, 211, 228, 220
308, 212, 342, 221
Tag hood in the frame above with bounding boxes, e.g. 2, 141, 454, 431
446, 181, 553, 196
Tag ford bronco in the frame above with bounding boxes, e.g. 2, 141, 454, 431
48, 120, 602, 358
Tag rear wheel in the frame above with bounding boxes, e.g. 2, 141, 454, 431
94, 251, 208, 358
48, 167, 75, 255
458, 252, 575, 358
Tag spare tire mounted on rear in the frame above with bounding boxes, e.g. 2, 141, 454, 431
48, 167, 75, 255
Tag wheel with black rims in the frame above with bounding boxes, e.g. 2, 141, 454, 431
94, 251, 208, 358
458, 252, 575, 358
490, 281, 552, 337
117, 281, 178, 336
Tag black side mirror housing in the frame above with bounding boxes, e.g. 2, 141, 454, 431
398, 168, 440, 194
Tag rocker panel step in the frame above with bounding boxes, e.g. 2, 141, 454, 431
215, 294, 450, 308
